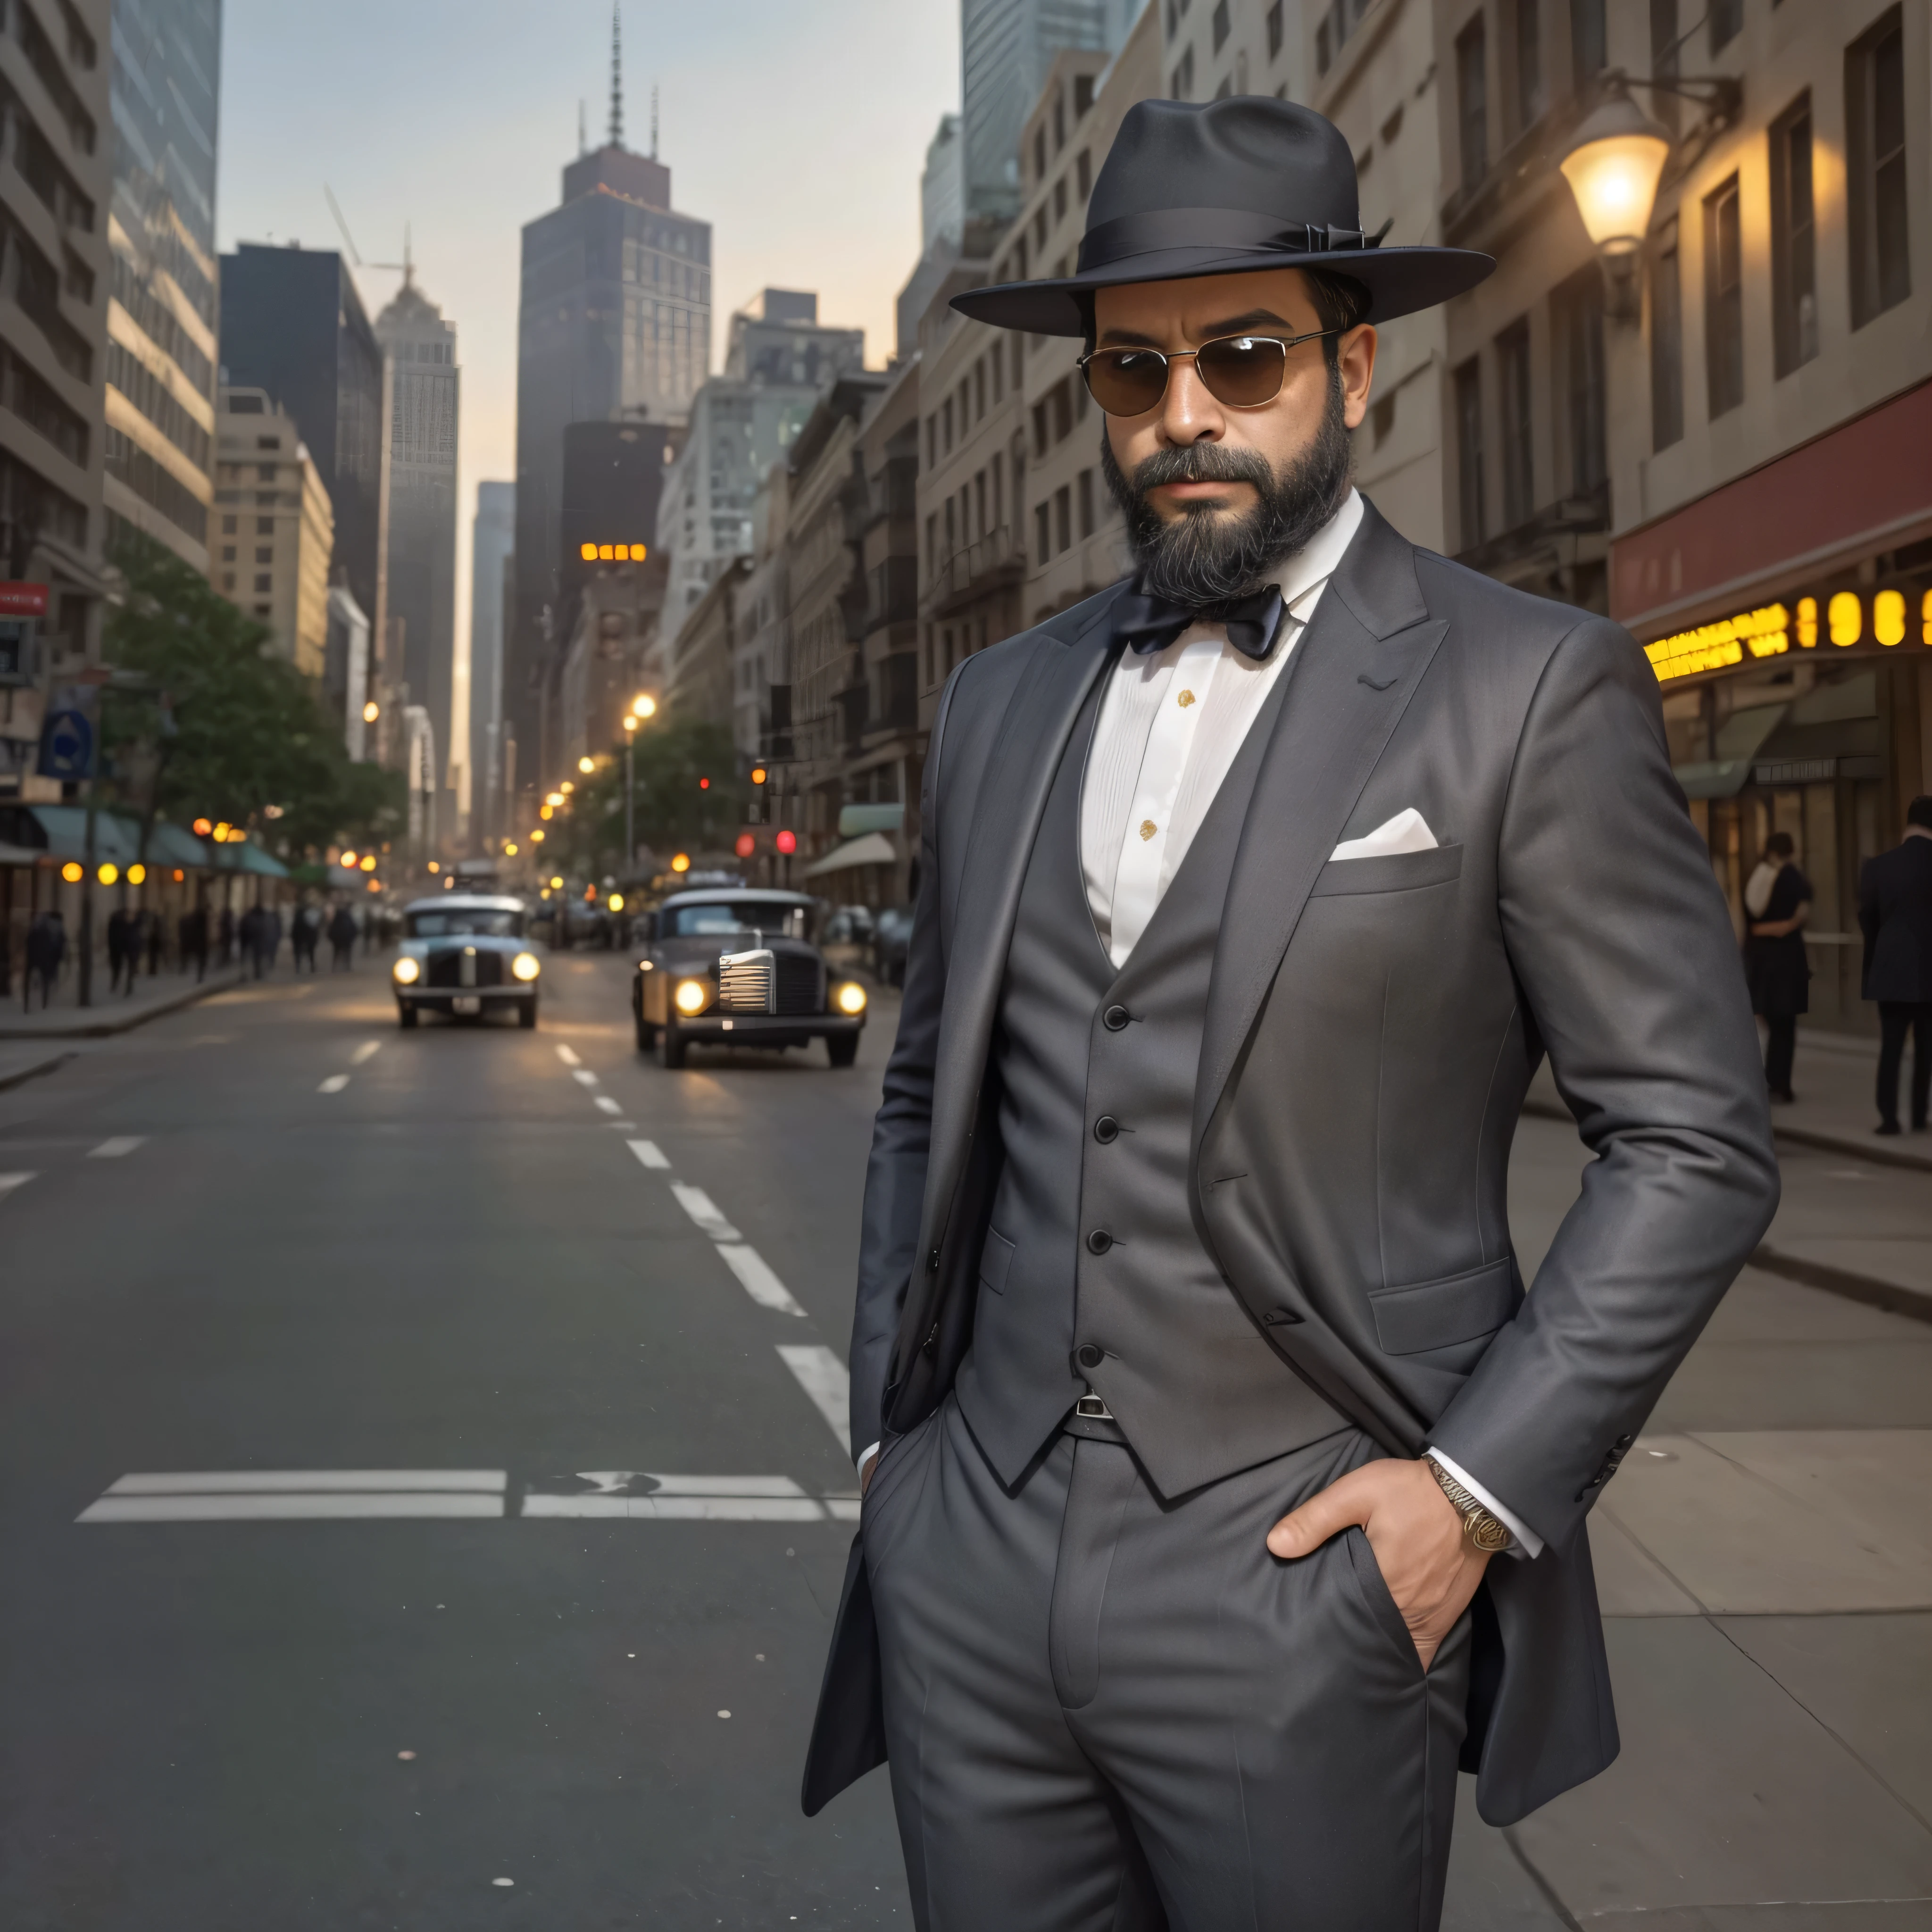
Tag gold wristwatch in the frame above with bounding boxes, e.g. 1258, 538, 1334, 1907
1425, 1456, 1514, 1553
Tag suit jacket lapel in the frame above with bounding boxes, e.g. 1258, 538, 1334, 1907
916, 596, 1122, 1262
1192, 502, 1448, 1165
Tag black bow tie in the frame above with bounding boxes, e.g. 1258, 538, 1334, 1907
1112, 583, 1288, 660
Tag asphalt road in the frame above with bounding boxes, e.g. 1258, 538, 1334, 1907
0, 945, 909, 1931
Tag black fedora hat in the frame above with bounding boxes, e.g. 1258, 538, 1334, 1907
952, 95, 1492, 336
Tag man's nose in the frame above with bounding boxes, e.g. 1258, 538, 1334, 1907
1158, 354, 1224, 444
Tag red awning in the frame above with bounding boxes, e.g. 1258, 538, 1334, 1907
1611, 376, 1932, 635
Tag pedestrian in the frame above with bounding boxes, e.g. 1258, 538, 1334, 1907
328, 903, 358, 970
178, 904, 208, 983
1743, 831, 1812, 1104
217, 903, 235, 968
106, 905, 133, 996
802, 97, 1779, 1930
1859, 794, 1932, 1135
146, 906, 164, 976
265, 906, 283, 975
238, 903, 263, 980
291, 904, 318, 973
25, 907, 64, 1010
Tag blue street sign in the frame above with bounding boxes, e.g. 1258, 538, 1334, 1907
38, 708, 94, 779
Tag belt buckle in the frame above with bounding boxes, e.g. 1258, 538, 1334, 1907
1075, 1393, 1113, 1420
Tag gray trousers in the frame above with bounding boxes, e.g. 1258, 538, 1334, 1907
864, 1396, 1471, 1931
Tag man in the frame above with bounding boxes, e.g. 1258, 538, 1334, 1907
804, 99, 1780, 1927
1859, 795, 1932, 1135
178, 903, 208, 983
106, 904, 133, 996
328, 903, 359, 970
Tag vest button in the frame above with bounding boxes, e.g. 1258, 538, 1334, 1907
1103, 1003, 1130, 1031
1085, 1229, 1113, 1254
1093, 1115, 1119, 1143
1075, 1343, 1104, 1370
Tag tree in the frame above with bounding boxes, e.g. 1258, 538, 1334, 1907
103, 533, 403, 857
541, 714, 743, 875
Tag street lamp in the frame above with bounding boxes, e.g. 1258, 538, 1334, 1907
578, 755, 595, 774
632, 693, 657, 720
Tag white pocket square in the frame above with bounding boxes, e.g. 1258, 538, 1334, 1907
1330, 808, 1438, 862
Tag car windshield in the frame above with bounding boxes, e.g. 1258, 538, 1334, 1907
408, 909, 523, 939
661, 901, 809, 940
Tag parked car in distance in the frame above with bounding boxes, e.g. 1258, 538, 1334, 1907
631, 887, 866, 1069
391, 897, 542, 1028
872, 904, 914, 987
818, 903, 875, 972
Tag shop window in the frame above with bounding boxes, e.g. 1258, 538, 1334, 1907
1770, 93, 1819, 377
1454, 357, 1486, 550
1498, 319, 1534, 527
1456, 16, 1488, 192
1650, 217, 1684, 450
1703, 174, 1744, 417
1846, 7, 1909, 328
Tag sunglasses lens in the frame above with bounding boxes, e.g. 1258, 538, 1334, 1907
1084, 349, 1168, 416
1197, 336, 1288, 407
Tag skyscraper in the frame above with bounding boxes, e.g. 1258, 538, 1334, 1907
960, 0, 1131, 222
469, 482, 514, 855
922, 113, 964, 252
509, 12, 710, 798
218, 245, 387, 738
375, 271, 460, 846
105, 0, 220, 574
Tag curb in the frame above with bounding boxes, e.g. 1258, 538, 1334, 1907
0, 969, 245, 1041
1747, 1243, 1932, 1326
0, 1047, 75, 1092
1523, 1095, 1932, 1176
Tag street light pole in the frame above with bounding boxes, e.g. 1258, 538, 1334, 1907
624, 733, 634, 867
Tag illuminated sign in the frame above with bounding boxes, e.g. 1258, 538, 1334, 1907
578, 543, 649, 562
1647, 589, 1932, 682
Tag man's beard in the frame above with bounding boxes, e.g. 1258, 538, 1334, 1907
1100, 368, 1355, 606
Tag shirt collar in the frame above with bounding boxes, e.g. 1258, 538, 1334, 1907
1267, 487, 1363, 618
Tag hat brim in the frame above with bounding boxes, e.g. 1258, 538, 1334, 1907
950, 242, 1495, 335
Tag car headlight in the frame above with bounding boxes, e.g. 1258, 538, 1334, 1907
835, 981, 868, 1015
392, 956, 420, 985
674, 977, 710, 1016
511, 951, 541, 982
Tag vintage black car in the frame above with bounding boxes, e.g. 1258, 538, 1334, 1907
631, 887, 866, 1068
391, 896, 542, 1028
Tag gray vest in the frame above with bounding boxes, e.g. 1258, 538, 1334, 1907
954, 663, 1346, 1498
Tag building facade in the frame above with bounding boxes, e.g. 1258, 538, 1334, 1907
104, 0, 218, 575
374, 272, 461, 847
214, 386, 332, 680
511, 136, 710, 805
218, 243, 388, 736
468, 480, 513, 853
0, 0, 111, 808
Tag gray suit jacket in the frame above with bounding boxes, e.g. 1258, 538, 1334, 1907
804, 500, 1778, 1825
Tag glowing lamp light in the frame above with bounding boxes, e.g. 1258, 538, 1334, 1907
127, 864, 146, 885
192, 817, 213, 836
674, 977, 708, 1014
365, 877, 381, 893
360, 855, 377, 872
560, 781, 574, 794
171, 869, 184, 883
1829, 591, 1862, 646
750, 767, 767, 785
363, 700, 380, 723
699, 777, 710, 791
550, 874, 564, 888
671, 852, 691, 873
735, 832, 756, 859
427, 860, 440, 874
213, 822, 232, 843
632, 694, 657, 719
578, 756, 595, 774
607, 892, 625, 912
1558, 95, 1671, 254
511, 952, 542, 982
341, 849, 358, 868
531, 829, 545, 842
540, 805, 554, 821
775, 830, 798, 856
504, 842, 519, 856
444, 875, 454, 889
98, 863, 118, 885
836, 981, 869, 1016
61, 861, 83, 883
624, 714, 638, 732
392, 955, 421, 984
1875, 589, 1906, 647
580, 542, 597, 561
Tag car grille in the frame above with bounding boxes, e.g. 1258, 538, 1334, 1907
717, 949, 822, 1016
425, 948, 505, 989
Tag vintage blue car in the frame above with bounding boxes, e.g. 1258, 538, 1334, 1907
391, 895, 543, 1029
631, 886, 867, 1068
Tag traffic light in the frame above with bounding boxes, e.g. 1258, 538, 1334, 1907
699, 776, 710, 791
775, 829, 797, 856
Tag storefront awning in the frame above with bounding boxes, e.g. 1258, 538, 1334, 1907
210, 840, 291, 879
837, 802, 905, 838
1673, 701, 1789, 799
803, 831, 897, 877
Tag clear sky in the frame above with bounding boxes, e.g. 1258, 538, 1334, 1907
217, 0, 959, 650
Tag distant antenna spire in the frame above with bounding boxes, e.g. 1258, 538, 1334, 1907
403, 222, 414, 288
608, 2, 623, 149
577, 100, 587, 156
651, 83, 659, 160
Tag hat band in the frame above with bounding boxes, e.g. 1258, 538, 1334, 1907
1077, 207, 1382, 275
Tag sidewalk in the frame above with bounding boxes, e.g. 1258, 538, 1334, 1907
0, 962, 244, 1044
1443, 1115, 1932, 1927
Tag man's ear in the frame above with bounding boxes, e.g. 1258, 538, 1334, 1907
1337, 324, 1378, 431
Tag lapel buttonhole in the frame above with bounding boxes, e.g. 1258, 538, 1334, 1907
1357, 670, 1399, 692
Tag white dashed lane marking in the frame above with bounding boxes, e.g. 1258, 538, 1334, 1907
669, 1183, 741, 1243
572, 1069, 599, 1088
88, 1137, 144, 1158
626, 1140, 671, 1169
594, 1095, 622, 1115
716, 1244, 807, 1316
350, 1040, 382, 1066
554, 1043, 581, 1067
317, 1074, 350, 1094
0, 1172, 38, 1199
776, 1346, 853, 1457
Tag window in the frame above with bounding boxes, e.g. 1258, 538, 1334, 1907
1212, 0, 1231, 53
1770, 93, 1818, 376
1054, 485, 1072, 554
221, 544, 236, 562
1649, 0, 1680, 137
1077, 467, 1095, 539
1569, 0, 1605, 91
1172, 46, 1194, 98
924, 512, 937, 580
1498, 320, 1534, 526
1454, 358, 1485, 550
1035, 500, 1051, 560
1054, 95, 1065, 154
1513, 0, 1544, 132
253, 574, 271, 593
1051, 378, 1074, 445
222, 515, 237, 533
1266, 1, 1284, 58
1034, 126, 1047, 185
1456, 17, 1488, 191
255, 546, 273, 564
1054, 176, 1066, 224
1708, 0, 1740, 54
974, 357, 986, 421
1846, 8, 1909, 328
1213, 75, 1233, 100
1317, 16, 1332, 73
991, 348, 1004, 405
942, 396, 953, 453
1703, 174, 1743, 417
1555, 266, 1606, 493
1650, 217, 1684, 450
1076, 150, 1091, 200
925, 416, 935, 469
975, 468, 987, 536
256, 463, 275, 482
1075, 75, 1095, 117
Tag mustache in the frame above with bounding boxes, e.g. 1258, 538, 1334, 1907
1122, 442, 1279, 497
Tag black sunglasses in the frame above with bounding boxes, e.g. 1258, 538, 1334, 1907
1077, 328, 1342, 417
